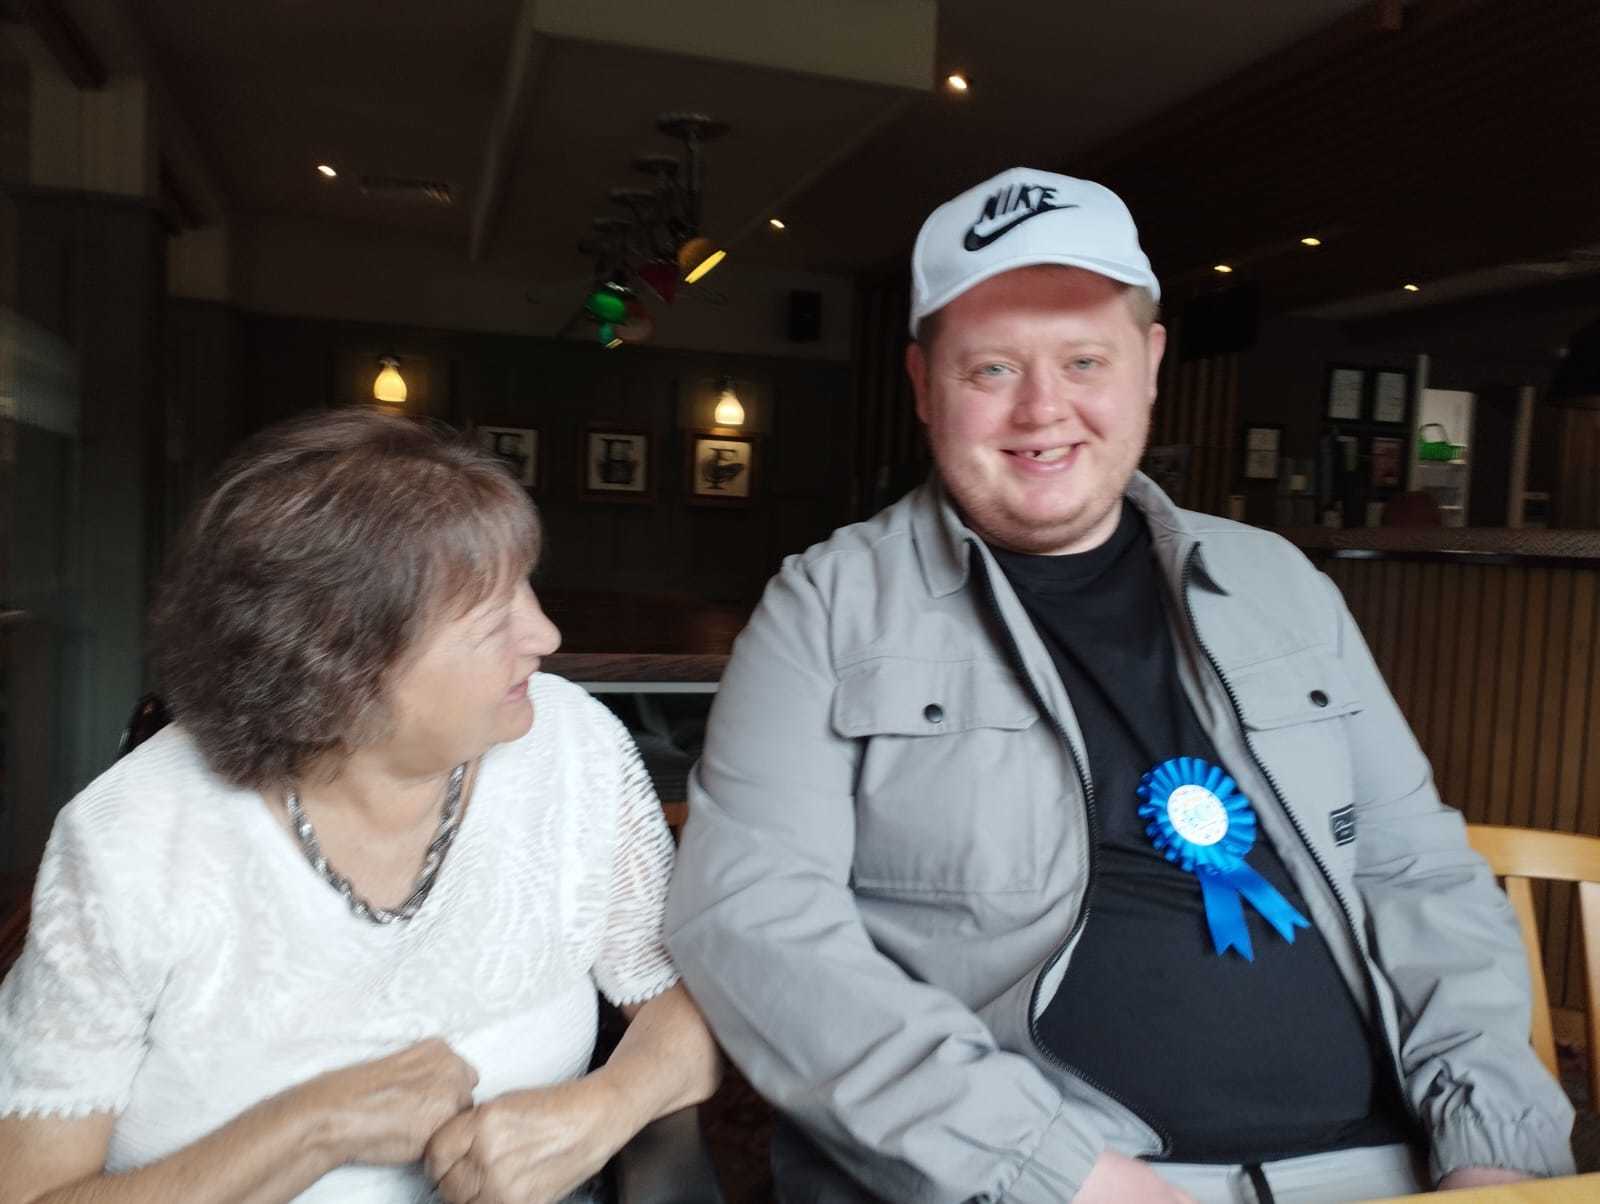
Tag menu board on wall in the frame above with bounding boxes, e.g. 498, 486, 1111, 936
1327, 367, 1366, 421
1373, 371, 1410, 424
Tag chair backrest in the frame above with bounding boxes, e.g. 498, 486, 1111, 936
117, 693, 171, 761
1465, 823, 1600, 1106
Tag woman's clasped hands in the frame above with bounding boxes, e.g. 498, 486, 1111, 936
307, 1038, 623, 1204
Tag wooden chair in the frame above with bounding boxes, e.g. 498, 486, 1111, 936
1465, 824, 1600, 1105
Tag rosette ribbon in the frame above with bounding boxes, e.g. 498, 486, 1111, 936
1137, 756, 1310, 961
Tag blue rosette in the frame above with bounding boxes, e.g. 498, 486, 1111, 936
1137, 756, 1310, 961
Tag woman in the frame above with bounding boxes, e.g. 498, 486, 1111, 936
0, 409, 719, 1203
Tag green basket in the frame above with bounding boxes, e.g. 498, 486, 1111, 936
1417, 422, 1464, 462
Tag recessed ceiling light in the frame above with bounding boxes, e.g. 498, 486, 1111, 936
946, 73, 969, 93
1403, 283, 1420, 292
1300, 236, 1322, 247
768, 218, 786, 231
1213, 263, 1234, 274
316, 164, 337, 178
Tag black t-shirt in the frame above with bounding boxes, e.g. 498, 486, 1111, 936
989, 502, 1412, 1163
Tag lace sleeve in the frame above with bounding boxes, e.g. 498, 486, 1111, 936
590, 712, 681, 1008
0, 797, 159, 1118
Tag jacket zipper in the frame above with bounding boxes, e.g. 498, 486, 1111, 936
1176, 545, 1416, 1121
970, 548, 1173, 1156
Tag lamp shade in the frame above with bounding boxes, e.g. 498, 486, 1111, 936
585, 286, 629, 325
637, 259, 679, 304
712, 378, 745, 427
678, 237, 724, 284
373, 356, 407, 404
614, 298, 655, 344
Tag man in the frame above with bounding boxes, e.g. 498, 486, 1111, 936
665, 168, 1575, 1203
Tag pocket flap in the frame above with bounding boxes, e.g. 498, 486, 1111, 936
1228, 650, 1363, 731
832, 658, 1038, 738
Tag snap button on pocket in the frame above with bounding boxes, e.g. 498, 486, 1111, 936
923, 703, 945, 724
1309, 689, 1329, 708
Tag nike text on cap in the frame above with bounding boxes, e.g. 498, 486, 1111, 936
908, 167, 1160, 337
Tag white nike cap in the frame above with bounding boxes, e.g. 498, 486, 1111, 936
909, 167, 1160, 337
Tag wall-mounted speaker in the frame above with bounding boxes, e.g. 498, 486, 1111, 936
788, 289, 822, 343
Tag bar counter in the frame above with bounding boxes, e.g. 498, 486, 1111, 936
1289, 526, 1600, 1017
1289, 526, 1600, 568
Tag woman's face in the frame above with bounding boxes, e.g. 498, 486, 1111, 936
378, 571, 561, 775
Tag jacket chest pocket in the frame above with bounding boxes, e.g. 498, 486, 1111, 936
1228, 649, 1364, 875
833, 658, 1067, 894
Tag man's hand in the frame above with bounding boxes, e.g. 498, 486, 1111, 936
425, 1075, 629, 1204
1075, 1151, 1199, 1203
1437, 1166, 1532, 1191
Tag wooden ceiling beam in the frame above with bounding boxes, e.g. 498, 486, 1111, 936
467, 0, 546, 263
4, 0, 107, 89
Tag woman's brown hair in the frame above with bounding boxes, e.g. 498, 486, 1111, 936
152, 408, 540, 788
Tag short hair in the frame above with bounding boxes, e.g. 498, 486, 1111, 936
915, 282, 1160, 350
152, 408, 540, 789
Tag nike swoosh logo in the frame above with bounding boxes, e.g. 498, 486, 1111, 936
962, 202, 1079, 251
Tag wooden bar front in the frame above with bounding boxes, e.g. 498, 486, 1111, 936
1299, 529, 1600, 1017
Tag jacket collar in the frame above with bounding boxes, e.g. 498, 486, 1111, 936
910, 470, 1231, 599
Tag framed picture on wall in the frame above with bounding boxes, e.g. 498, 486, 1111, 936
687, 432, 756, 503
1326, 366, 1367, 421
1242, 425, 1283, 480
1370, 435, 1405, 489
1372, 370, 1411, 425
582, 428, 652, 502
477, 425, 539, 490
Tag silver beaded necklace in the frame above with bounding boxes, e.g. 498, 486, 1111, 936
284, 762, 468, 925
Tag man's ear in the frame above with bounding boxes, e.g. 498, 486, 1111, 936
1144, 323, 1168, 404
907, 341, 930, 424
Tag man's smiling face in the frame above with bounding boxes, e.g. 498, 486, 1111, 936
908, 265, 1166, 555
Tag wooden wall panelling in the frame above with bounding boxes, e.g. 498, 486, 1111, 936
1463, 568, 1504, 825
1532, 572, 1574, 1004
1547, 572, 1595, 1007
1567, 593, 1600, 999
226, 311, 854, 610
851, 276, 923, 520
1149, 349, 1240, 515
1489, 568, 1527, 830
1442, 565, 1481, 813
1330, 559, 1600, 1011
1416, 563, 1446, 794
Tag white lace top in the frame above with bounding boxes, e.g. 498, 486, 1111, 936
0, 673, 680, 1203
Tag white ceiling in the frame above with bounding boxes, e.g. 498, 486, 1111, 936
129, 0, 1373, 281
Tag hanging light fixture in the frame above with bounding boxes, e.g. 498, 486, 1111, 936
584, 282, 630, 325
372, 356, 407, 404
679, 236, 725, 284
565, 113, 729, 336
712, 376, 745, 427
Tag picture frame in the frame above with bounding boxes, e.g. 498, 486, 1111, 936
1370, 435, 1406, 489
581, 427, 653, 502
1242, 425, 1283, 481
1326, 366, 1367, 422
1372, 370, 1411, 425
687, 432, 756, 503
477, 425, 539, 490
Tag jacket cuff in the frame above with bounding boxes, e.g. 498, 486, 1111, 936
1429, 1106, 1576, 1183
997, 1101, 1106, 1203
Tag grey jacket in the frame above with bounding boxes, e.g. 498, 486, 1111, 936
664, 475, 1575, 1202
